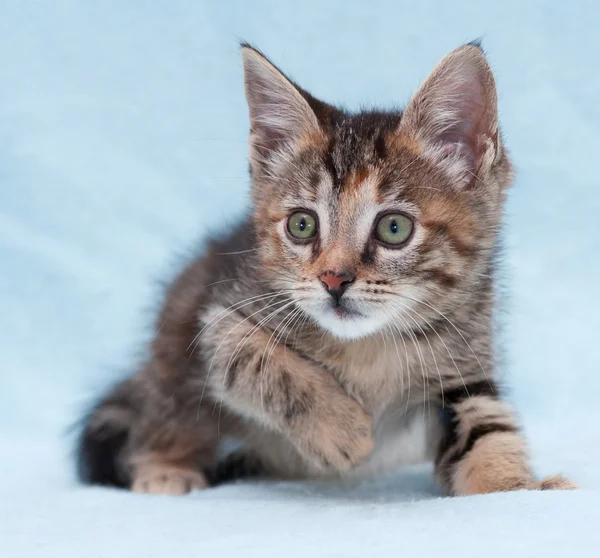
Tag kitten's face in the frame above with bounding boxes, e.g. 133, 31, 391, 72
242, 44, 512, 340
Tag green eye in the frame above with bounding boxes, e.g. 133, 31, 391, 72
375, 213, 413, 246
287, 211, 318, 240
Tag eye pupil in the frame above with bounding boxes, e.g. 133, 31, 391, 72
287, 211, 318, 241
375, 213, 413, 247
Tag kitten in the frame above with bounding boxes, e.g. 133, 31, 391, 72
77, 42, 575, 496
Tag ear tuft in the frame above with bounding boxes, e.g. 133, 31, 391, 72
241, 46, 321, 168
465, 38, 484, 51
400, 44, 499, 186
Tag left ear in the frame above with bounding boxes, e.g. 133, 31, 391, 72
241, 44, 322, 171
399, 44, 499, 186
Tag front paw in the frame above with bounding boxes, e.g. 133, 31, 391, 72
296, 396, 374, 472
132, 464, 208, 495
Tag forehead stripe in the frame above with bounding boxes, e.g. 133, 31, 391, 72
323, 150, 342, 191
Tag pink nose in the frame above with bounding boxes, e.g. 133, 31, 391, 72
319, 271, 355, 302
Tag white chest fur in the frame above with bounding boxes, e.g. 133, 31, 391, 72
349, 404, 440, 478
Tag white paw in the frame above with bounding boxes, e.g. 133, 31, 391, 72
132, 466, 208, 495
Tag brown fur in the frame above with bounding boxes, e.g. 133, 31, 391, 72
77, 43, 574, 496
452, 432, 533, 495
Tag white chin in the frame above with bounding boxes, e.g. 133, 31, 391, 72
306, 308, 388, 340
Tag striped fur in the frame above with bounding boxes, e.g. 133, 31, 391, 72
76, 43, 575, 495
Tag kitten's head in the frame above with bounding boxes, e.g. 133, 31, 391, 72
241, 43, 513, 340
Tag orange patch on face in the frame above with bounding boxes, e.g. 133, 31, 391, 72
308, 243, 360, 279
420, 194, 478, 255
389, 131, 422, 157
350, 167, 370, 189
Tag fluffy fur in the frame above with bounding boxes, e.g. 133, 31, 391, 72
77, 43, 575, 495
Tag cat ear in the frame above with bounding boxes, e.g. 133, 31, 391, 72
241, 44, 321, 167
399, 44, 499, 186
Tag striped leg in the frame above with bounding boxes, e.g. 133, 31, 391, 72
436, 382, 575, 495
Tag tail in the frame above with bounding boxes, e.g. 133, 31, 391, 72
76, 379, 139, 488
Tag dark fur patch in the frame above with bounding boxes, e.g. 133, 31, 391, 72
284, 389, 313, 422
208, 450, 263, 486
77, 420, 129, 488
280, 370, 293, 407
361, 241, 376, 266
409, 315, 447, 342
437, 379, 503, 472
448, 422, 518, 467
75, 379, 140, 488
262, 389, 274, 408
317, 109, 403, 196
434, 223, 477, 258
339, 448, 351, 461
443, 380, 499, 406
324, 150, 341, 191
435, 406, 460, 467
463, 423, 517, 455
225, 348, 254, 390
279, 370, 311, 422
374, 131, 387, 160
422, 269, 458, 289
76, 399, 133, 488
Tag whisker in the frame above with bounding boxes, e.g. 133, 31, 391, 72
258, 303, 306, 417
266, 307, 305, 395
188, 290, 293, 353
388, 300, 444, 410
386, 306, 423, 416
213, 248, 258, 256
222, 299, 295, 383
400, 294, 492, 389
215, 298, 302, 432
198, 296, 294, 417
379, 307, 407, 396
262, 305, 303, 375
203, 277, 280, 289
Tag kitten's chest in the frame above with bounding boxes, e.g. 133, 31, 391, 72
331, 342, 443, 476
315, 336, 430, 417
350, 404, 441, 477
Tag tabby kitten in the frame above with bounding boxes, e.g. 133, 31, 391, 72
78, 43, 574, 496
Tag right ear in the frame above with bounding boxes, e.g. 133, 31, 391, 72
398, 44, 499, 187
241, 44, 321, 168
